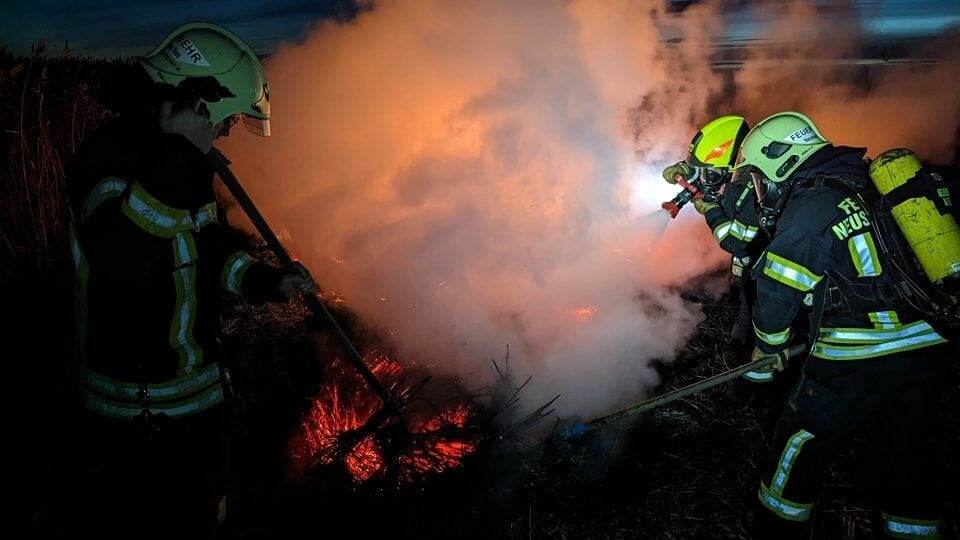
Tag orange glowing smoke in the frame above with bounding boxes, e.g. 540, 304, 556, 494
288, 352, 478, 485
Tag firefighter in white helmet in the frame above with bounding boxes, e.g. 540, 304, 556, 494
734, 111, 950, 539
59, 22, 315, 537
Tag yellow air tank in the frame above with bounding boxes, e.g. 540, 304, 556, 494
868, 148, 960, 295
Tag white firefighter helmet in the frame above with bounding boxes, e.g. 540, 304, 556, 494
732, 111, 829, 183
731, 111, 830, 208
139, 21, 270, 136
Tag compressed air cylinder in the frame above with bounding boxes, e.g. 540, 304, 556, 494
868, 148, 960, 294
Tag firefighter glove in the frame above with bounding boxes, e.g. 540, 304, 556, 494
741, 347, 789, 383
693, 198, 719, 215
277, 261, 318, 299
662, 161, 696, 185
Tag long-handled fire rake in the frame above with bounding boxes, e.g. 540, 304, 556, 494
210, 149, 416, 452
566, 343, 807, 437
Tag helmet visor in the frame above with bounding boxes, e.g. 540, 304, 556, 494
242, 115, 271, 137
244, 80, 270, 136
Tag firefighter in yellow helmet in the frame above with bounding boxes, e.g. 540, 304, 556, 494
734, 111, 950, 539
59, 22, 315, 538
662, 116, 779, 382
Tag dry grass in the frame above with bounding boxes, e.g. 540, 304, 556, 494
0, 46, 123, 279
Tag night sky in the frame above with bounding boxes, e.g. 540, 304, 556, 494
0, 0, 364, 57
2, 0, 958, 58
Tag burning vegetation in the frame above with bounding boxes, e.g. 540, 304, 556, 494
287, 351, 480, 486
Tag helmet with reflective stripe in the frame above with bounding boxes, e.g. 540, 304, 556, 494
686, 115, 750, 170
139, 21, 270, 136
732, 111, 829, 183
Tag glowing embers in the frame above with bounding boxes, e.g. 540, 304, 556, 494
571, 306, 598, 320
293, 375, 384, 482
399, 405, 474, 480
289, 352, 479, 485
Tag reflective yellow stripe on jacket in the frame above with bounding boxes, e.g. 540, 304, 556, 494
754, 322, 791, 348
74, 177, 225, 418
762, 252, 822, 292
121, 182, 218, 236
222, 252, 257, 294
713, 219, 759, 243
79, 363, 226, 419
72, 177, 131, 367
812, 320, 946, 360
848, 231, 882, 277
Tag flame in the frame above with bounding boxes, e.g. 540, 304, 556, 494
344, 435, 383, 483
400, 405, 476, 482
291, 367, 384, 482
288, 352, 478, 485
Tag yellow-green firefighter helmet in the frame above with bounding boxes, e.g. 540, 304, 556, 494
732, 111, 829, 183
686, 115, 750, 170
139, 21, 270, 136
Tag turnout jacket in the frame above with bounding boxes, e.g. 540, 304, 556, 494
703, 180, 764, 275
751, 146, 947, 360
67, 113, 285, 419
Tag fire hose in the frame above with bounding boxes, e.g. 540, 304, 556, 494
566, 343, 807, 437
661, 172, 706, 219
210, 149, 409, 444
660, 168, 727, 219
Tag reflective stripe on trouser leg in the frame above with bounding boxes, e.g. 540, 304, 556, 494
758, 430, 815, 521
882, 513, 941, 539
867, 349, 946, 539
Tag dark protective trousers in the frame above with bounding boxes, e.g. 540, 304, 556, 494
730, 272, 757, 354
756, 346, 950, 535
50, 405, 230, 539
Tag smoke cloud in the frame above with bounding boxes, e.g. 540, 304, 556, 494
221, 0, 960, 420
